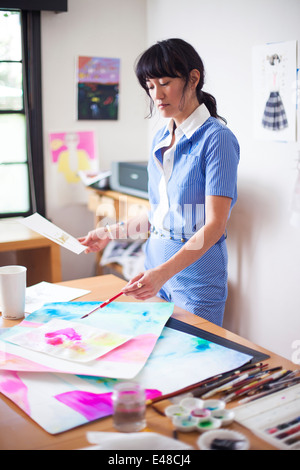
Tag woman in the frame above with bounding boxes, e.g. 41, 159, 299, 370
79, 38, 240, 326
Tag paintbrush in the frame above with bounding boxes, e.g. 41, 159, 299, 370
146, 374, 225, 406
145, 363, 265, 406
80, 291, 124, 319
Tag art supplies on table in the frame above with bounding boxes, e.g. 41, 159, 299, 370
0, 307, 263, 434
234, 383, 300, 450
164, 396, 234, 434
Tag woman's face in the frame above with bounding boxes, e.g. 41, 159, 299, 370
146, 71, 199, 125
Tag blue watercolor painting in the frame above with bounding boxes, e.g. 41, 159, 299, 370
0, 301, 253, 434
0, 302, 174, 378
0, 323, 252, 434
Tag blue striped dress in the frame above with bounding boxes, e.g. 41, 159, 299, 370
144, 104, 240, 326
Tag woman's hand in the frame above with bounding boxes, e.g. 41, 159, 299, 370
78, 226, 111, 253
122, 268, 168, 301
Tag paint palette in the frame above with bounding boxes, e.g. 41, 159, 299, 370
234, 383, 300, 450
165, 397, 234, 433
7, 319, 132, 363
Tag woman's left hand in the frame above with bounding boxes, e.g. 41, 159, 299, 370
122, 268, 167, 301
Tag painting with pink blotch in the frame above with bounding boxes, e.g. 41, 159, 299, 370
7, 319, 132, 363
0, 321, 252, 434
0, 301, 174, 378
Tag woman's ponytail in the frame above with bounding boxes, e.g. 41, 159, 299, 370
200, 91, 227, 125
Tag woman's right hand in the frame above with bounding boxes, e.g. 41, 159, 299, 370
78, 226, 111, 253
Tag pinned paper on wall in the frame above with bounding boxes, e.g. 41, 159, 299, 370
49, 130, 97, 184
252, 40, 297, 142
7, 319, 132, 363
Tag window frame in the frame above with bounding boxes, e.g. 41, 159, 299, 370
0, 8, 45, 219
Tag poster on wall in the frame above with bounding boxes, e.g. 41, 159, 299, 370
252, 40, 297, 142
48, 130, 98, 206
77, 56, 120, 120
49, 130, 97, 184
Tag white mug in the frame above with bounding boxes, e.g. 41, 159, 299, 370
0, 265, 27, 320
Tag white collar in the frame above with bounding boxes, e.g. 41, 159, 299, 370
166, 103, 211, 139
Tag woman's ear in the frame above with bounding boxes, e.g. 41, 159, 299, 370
189, 69, 200, 89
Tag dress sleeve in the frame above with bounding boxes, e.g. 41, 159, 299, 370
205, 128, 240, 200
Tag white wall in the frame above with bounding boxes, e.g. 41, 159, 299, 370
40, 0, 300, 360
146, 0, 300, 360
41, 0, 148, 280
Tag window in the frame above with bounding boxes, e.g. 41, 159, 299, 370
0, 10, 30, 216
0, 8, 45, 218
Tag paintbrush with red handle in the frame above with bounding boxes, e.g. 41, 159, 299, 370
80, 291, 124, 319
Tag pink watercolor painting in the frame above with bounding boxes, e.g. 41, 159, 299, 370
0, 350, 55, 372
54, 389, 161, 422
0, 301, 174, 379
99, 334, 158, 363
7, 319, 131, 363
0, 371, 30, 415
49, 131, 96, 183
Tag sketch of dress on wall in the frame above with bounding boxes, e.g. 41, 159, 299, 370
261, 54, 288, 131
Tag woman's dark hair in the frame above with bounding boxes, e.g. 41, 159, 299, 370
135, 38, 226, 123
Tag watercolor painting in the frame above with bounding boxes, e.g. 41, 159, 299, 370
7, 319, 131, 363
49, 131, 96, 184
0, 301, 174, 378
0, 322, 252, 434
77, 56, 120, 120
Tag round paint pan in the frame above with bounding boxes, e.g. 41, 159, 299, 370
190, 408, 211, 419
197, 429, 250, 450
172, 415, 198, 432
211, 408, 235, 426
164, 404, 189, 419
201, 399, 226, 411
196, 416, 221, 433
180, 397, 204, 411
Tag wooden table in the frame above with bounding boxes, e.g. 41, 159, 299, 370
0, 218, 61, 287
0, 274, 297, 450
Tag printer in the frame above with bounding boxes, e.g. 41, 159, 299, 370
110, 161, 148, 199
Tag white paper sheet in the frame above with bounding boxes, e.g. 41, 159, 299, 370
25, 281, 90, 313
84, 432, 194, 450
20, 213, 86, 254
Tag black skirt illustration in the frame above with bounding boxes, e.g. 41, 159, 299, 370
262, 91, 288, 130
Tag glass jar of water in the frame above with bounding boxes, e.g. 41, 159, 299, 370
112, 382, 146, 432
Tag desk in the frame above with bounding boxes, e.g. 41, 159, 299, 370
0, 218, 61, 287
0, 274, 297, 450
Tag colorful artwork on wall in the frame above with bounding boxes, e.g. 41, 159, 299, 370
49, 130, 96, 184
77, 56, 120, 120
